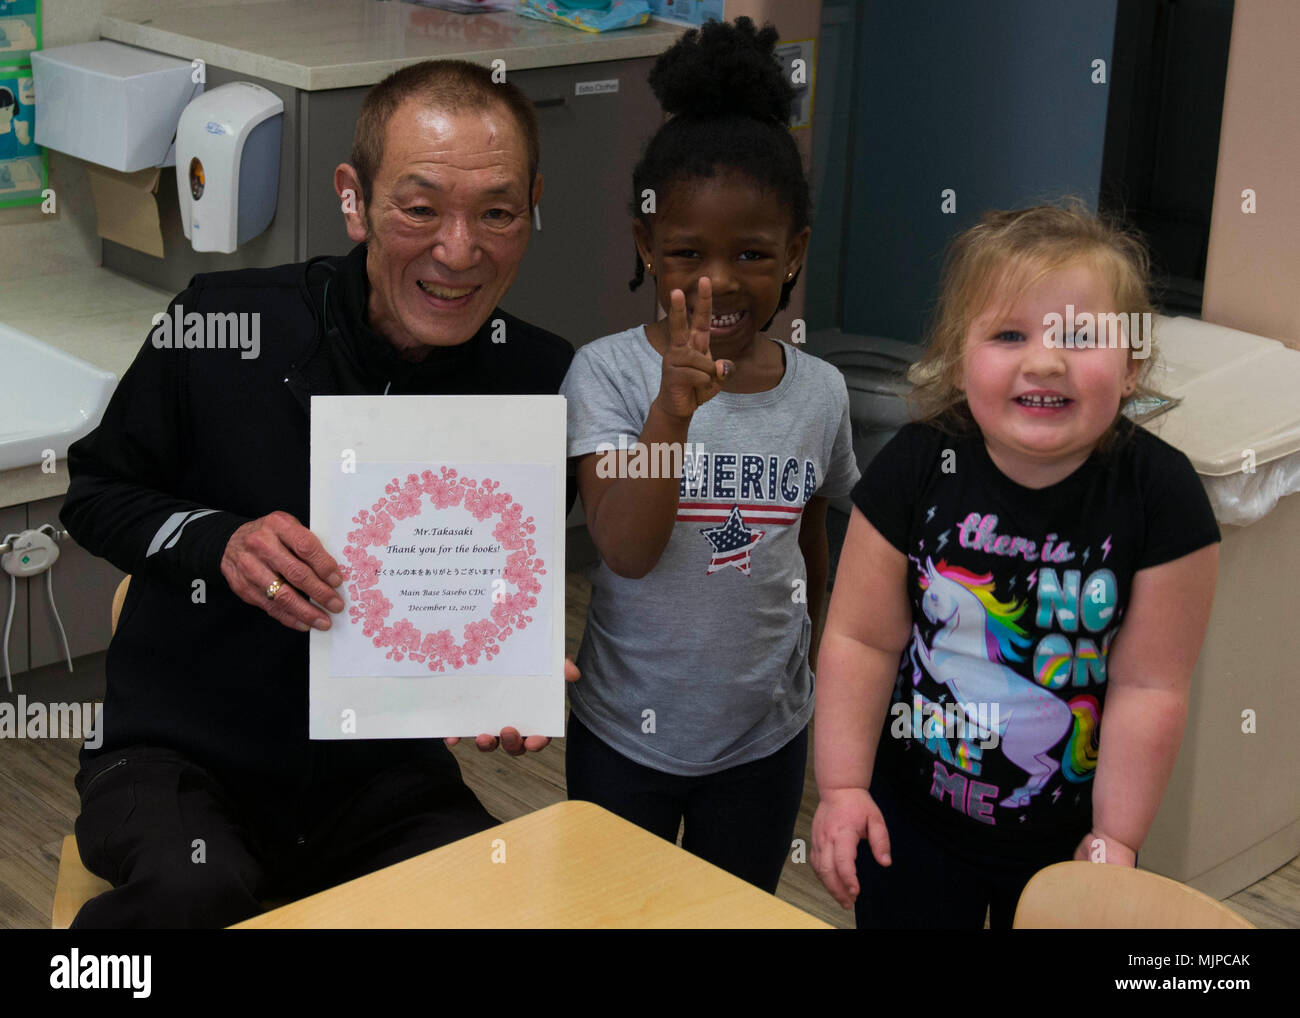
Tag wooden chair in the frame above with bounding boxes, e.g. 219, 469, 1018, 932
52, 835, 111, 929
50, 576, 130, 928
54, 575, 302, 926
1013, 861, 1256, 929
110, 574, 130, 634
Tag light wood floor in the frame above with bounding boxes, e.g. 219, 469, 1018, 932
1, 570, 1296, 929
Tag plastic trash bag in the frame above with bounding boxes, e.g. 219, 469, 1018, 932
1201, 450, 1300, 527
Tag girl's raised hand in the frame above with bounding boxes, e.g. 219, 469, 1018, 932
654, 277, 734, 422
811, 787, 892, 909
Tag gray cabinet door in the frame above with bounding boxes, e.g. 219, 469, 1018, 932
302, 57, 661, 347
501, 59, 662, 346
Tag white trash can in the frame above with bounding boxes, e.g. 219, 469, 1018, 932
1136, 315, 1300, 898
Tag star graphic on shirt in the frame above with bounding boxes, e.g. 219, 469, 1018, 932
699, 505, 765, 576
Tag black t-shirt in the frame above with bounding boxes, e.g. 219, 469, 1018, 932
850, 416, 1220, 859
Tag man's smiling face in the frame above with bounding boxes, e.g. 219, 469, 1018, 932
339, 99, 539, 357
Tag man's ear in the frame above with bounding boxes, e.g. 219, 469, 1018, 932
530, 173, 544, 211
335, 163, 369, 243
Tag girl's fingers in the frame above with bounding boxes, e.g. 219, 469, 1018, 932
668, 289, 690, 347
832, 831, 861, 907
812, 835, 843, 901
866, 808, 892, 867
691, 276, 713, 354
667, 360, 722, 394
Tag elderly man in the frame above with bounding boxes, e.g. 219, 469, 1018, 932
61, 61, 575, 928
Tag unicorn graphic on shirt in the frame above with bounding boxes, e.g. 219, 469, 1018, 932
908, 557, 1077, 808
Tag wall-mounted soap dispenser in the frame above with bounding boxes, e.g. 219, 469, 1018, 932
175, 82, 283, 254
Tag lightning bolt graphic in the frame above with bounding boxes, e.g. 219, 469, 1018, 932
1102, 535, 1113, 561
1027, 571, 1038, 591
1052, 788, 1062, 803
936, 529, 951, 553
1083, 547, 1091, 564
1009, 575, 1017, 591
926, 505, 937, 523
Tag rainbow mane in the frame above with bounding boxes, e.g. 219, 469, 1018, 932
924, 559, 1033, 663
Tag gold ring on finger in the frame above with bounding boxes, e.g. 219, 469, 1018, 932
266, 578, 284, 600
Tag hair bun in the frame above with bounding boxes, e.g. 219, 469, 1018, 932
648, 16, 794, 124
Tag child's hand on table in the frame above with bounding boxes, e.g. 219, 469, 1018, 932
812, 787, 893, 909
444, 656, 580, 755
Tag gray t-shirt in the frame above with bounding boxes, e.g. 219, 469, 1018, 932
561, 325, 860, 775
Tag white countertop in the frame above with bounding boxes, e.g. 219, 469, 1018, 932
0, 268, 169, 509
100, 0, 684, 91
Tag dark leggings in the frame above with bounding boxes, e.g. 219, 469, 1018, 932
854, 777, 1085, 929
565, 712, 808, 894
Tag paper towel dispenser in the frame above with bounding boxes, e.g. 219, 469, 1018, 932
175, 82, 283, 254
31, 40, 200, 172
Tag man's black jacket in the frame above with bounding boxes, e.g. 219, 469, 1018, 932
62, 244, 573, 840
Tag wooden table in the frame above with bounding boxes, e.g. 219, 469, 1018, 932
233, 800, 830, 929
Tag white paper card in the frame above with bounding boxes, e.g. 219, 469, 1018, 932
309, 395, 566, 740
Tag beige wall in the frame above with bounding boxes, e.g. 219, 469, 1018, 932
1203, 0, 1300, 349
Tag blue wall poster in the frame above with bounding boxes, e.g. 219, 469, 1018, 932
0, 64, 45, 207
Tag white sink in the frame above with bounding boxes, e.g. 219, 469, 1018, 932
0, 321, 117, 471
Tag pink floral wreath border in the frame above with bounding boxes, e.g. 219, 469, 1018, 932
341, 467, 545, 672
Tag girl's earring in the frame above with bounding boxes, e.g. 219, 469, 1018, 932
646, 262, 654, 275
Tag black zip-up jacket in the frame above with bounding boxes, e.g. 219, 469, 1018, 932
62, 244, 573, 839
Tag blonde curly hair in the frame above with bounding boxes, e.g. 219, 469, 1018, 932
909, 200, 1163, 454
